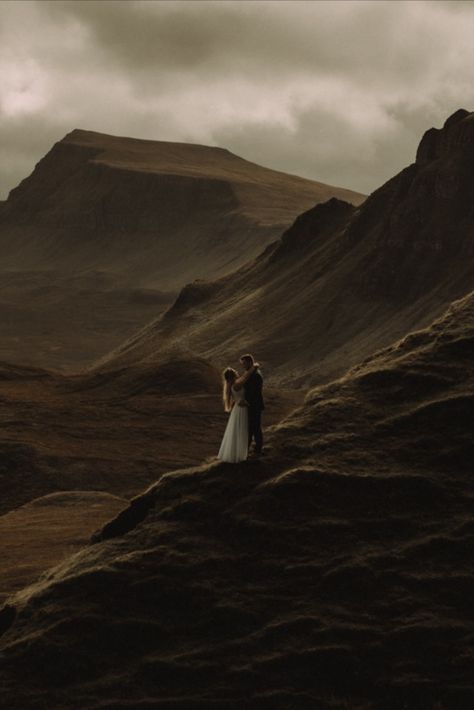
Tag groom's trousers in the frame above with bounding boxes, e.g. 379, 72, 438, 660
248, 407, 263, 453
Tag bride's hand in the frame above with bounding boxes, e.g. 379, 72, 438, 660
238, 400, 249, 407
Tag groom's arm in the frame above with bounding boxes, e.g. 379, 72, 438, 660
234, 364, 259, 388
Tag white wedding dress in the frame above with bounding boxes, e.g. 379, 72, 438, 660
217, 386, 248, 463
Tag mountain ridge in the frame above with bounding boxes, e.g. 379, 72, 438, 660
89, 109, 474, 387
60, 128, 362, 195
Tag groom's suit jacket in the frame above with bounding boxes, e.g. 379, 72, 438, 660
244, 369, 265, 411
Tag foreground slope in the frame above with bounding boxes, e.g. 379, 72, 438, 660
0, 356, 299, 602
0, 291, 472, 709
94, 109, 474, 386
0, 129, 363, 370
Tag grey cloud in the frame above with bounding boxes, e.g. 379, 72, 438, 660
41, 0, 251, 71
39, 0, 447, 84
211, 93, 473, 196
211, 101, 415, 196
1, 0, 474, 200
435, 1, 474, 11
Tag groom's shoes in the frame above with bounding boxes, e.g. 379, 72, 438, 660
249, 449, 265, 458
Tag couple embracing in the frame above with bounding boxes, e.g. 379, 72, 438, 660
217, 353, 264, 463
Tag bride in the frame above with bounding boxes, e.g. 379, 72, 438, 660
217, 362, 259, 463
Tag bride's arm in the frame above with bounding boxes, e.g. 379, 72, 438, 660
233, 363, 260, 391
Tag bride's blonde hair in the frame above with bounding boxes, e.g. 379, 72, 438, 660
222, 367, 237, 412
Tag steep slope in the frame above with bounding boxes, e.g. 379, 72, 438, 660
0, 129, 364, 371
0, 291, 472, 709
94, 109, 474, 386
0, 355, 299, 606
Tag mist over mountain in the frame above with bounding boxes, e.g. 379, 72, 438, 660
93, 109, 474, 387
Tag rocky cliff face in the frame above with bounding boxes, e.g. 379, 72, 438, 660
94, 110, 474, 385
347, 108, 474, 299
0, 291, 472, 709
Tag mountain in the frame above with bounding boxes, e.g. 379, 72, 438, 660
0, 290, 472, 709
92, 109, 474, 387
0, 128, 364, 286
0, 129, 364, 371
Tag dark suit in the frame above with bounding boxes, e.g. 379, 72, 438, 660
244, 369, 264, 453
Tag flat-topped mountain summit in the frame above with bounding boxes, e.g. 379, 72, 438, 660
50, 128, 363, 221
0, 128, 365, 288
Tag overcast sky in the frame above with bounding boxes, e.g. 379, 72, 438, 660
0, 0, 473, 199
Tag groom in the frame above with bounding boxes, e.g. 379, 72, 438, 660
240, 353, 265, 457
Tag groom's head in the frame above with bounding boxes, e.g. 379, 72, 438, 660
240, 353, 254, 371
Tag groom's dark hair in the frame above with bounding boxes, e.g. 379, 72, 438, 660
240, 353, 254, 366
